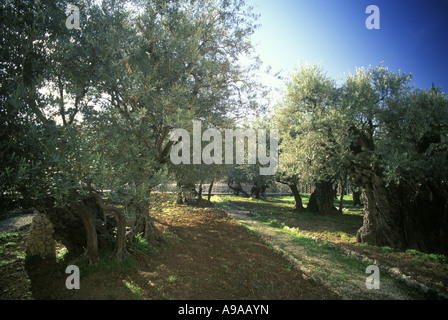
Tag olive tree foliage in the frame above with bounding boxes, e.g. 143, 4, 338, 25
222, 118, 276, 199
273, 64, 343, 215
274, 62, 448, 253
169, 122, 229, 205
1, 0, 64, 213
342, 67, 448, 187
2, 0, 262, 262
171, 161, 226, 205
341, 66, 448, 253
225, 162, 274, 199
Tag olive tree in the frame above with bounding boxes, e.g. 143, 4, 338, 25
3, 0, 262, 263
0, 0, 63, 214
275, 63, 448, 253
341, 66, 448, 253
273, 64, 342, 215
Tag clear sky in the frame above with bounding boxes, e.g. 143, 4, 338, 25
246, 0, 448, 101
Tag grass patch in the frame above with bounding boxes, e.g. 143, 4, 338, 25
73, 248, 137, 278
259, 220, 437, 299
218, 194, 445, 300
406, 249, 448, 264
381, 246, 394, 253
123, 280, 142, 298
0, 231, 19, 241
128, 232, 157, 256
168, 275, 177, 282
0, 231, 26, 263
218, 194, 363, 243
72, 232, 158, 278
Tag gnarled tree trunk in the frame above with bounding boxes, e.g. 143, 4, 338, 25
127, 194, 166, 247
132, 212, 165, 246
354, 173, 406, 249
74, 201, 100, 264
338, 175, 348, 213
352, 190, 362, 206
207, 178, 214, 202
40, 192, 117, 264
306, 191, 318, 213
92, 193, 128, 261
355, 174, 448, 253
288, 183, 304, 212
227, 179, 249, 197
307, 181, 339, 216
350, 126, 448, 254
250, 185, 263, 199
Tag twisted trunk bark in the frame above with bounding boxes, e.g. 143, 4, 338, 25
207, 178, 214, 202
41, 192, 117, 264
132, 212, 166, 246
128, 192, 165, 247
74, 201, 100, 264
355, 175, 448, 253
288, 183, 304, 212
227, 179, 249, 197
92, 193, 127, 261
350, 126, 448, 254
338, 177, 347, 214
307, 181, 339, 215
352, 190, 362, 206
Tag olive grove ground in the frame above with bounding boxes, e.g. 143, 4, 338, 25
1, 194, 447, 300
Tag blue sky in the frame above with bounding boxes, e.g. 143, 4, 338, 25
246, 0, 448, 98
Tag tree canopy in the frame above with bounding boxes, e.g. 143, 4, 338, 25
2, 0, 448, 264
273, 63, 448, 252
1, 0, 263, 262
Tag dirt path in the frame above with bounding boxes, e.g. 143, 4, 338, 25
222, 204, 442, 300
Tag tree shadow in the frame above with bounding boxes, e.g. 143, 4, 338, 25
224, 195, 364, 237
24, 256, 66, 299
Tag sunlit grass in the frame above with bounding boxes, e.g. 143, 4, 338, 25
0, 231, 26, 265
216, 193, 363, 244
0, 231, 19, 240
230, 202, 437, 299
123, 280, 142, 298
168, 275, 177, 282
405, 249, 447, 264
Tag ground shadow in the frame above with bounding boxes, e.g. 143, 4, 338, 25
24, 256, 67, 299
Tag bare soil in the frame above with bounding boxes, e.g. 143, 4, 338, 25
0, 205, 340, 300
